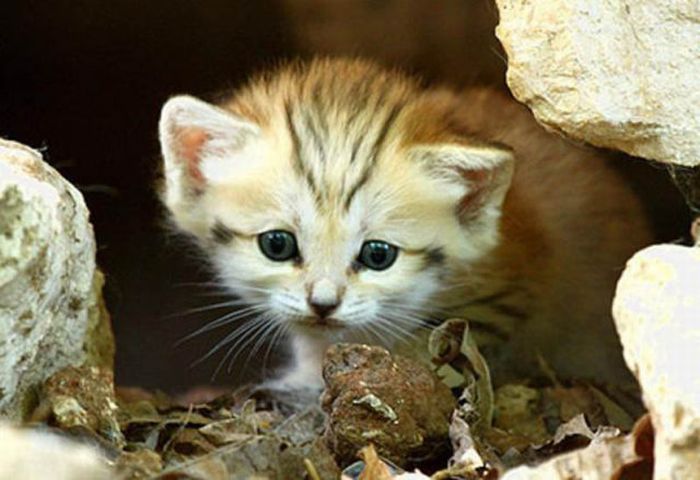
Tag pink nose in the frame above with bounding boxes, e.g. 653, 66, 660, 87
309, 300, 339, 319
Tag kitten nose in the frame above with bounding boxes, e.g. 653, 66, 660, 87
308, 278, 343, 319
309, 300, 339, 319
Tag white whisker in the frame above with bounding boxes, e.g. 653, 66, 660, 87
175, 304, 267, 346
224, 315, 276, 375
194, 316, 265, 369
166, 299, 253, 318
371, 316, 412, 345
210, 317, 271, 380
261, 318, 289, 375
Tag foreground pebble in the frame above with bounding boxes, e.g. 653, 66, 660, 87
321, 343, 456, 468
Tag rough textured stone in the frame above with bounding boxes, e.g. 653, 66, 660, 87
321, 344, 456, 468
495, 0, 700, 166
36, 366, 124, 447
0, 423, 112, 480
613, 244, 700, 479
0, 139, 114, 421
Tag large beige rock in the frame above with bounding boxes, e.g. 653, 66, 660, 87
495, 0, 700, 167
0, 139, 114, 421
613, 244, 700, 478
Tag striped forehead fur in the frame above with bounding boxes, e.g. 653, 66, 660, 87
220, 59, 475, 212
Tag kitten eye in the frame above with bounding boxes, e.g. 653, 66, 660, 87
358, 240, 398, 271
258, 230, 298, 261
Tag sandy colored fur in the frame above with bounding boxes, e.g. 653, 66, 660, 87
160, 58, 652, 387
444, 88, 652, 381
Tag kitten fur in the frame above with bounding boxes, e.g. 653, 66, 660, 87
158, 58, 651, 394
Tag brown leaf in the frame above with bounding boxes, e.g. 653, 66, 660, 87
358, 445, 394, 480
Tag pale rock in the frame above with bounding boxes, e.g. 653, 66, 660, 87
0, 139, 114, 421
495, 0, 700, 166
613, 244, 700, 478
0, 423, 112, 480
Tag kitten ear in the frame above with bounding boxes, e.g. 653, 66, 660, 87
158, 95, 260, 203
411, 143, 514, 222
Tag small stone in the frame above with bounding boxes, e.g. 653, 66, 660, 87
36, 366, 124, 447
321, 343, 456, 468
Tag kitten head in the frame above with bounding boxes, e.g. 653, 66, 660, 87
158, 59, 513, 341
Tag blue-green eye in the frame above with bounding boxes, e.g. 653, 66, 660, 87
358, 240, 398, 271
258, 230, 298, 261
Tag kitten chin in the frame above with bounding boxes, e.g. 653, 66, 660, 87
255, 334, 331, 408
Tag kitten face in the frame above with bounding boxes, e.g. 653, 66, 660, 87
159, 59, 513, 344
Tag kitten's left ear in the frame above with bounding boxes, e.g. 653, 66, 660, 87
411, 143, 514, 222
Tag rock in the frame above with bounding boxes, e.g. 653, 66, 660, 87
0, 423, 112, 480
0, 139, 114, 421
495, 0, 700, 166
613, 244, 700, 478
33, 366, 124, 447
321, 344, 456, 468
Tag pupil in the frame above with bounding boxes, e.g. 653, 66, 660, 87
370, 245, 387, 265
270, 234, 285, 254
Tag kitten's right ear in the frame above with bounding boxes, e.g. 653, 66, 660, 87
158, 95, 259, 207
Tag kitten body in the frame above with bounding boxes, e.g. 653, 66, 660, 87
158, 59, 650, 393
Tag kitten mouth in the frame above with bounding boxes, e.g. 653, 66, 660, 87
295, 316, 344, 330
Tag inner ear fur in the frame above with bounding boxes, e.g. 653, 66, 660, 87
158, 95, 259, 198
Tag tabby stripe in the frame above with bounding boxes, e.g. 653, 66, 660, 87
285, 101, 303, 176
464, 289, 518, 306
368, 102, 403, 164
303, 109, 326, 163
311, 83, 330, 141
343, 165, 372, 210
350, 136, 363, 165
286, 101, 320, 201
489, 303, 530, 321
211, 220, 236, 244
423, 248, 446, 267
467, 320, 511, 341
345, 83, 372, 142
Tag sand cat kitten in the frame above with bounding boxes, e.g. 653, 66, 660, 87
158, 58, 650, 394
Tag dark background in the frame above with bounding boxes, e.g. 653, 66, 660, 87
0, 1, 690, 393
